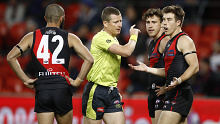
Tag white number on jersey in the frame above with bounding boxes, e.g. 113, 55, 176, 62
37, 35, 65, 64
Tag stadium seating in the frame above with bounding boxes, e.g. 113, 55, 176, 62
5, 77, 23, 93
182, 23, 201, 46
0, 3, 6, 21
7, 22, 26, 47
64, 3, 80, 29
203, 24, 220, 41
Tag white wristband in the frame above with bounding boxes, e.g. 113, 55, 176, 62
77, 77, 84, 82
177, 77, 182, 85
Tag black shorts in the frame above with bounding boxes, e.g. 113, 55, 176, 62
34, 87, 73, 116
82, 82, 123, 120
163, 86, 193, 117
148, 90, 165, 118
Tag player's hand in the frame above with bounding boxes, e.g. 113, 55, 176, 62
23, 78, 37, 90
65, 76, 82, 87
155, 85, 166, 97
129, 24, 141, 36
165, 77, 178, 91
128, 60, 148, 72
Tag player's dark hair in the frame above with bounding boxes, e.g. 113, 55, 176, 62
142, 8, 163, 23
162, 5, 185, 27
45, 4, 65, 23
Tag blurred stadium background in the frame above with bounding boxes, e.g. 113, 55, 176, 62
0, 0, 220, 124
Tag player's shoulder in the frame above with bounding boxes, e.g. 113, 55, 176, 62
179, 34, 193, 43
161, 35, 170, 42
23, 32, 34, 39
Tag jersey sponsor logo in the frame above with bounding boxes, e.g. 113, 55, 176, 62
39, 68, 66, 76
152, 83, 156, 89
115, 104, 122, 108
171, 101, 177, 105
106, 39, 111, 43
45, 30, 56, 35
166, 50, 175, 57
156, 99, 161, 104
97, 107, 104, 112
114, 100, 120, 104
163, 105, 167, 108
165, 100, 170, 104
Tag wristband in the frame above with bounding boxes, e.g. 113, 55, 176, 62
77, 77, 84, 82
177, 77, 182, 85
130, 35, 137, 42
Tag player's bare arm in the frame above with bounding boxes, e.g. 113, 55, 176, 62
128, 60, 166, 77
166, 35, 199, 90
178, 35, 199, 80
108, 25, 140, 57
67, 33, 94, 87
7, 32, 37, 90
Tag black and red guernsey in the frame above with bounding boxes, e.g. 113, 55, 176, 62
148, 33, 166, 90
31, 27, 71, 90
163, 32, 191, 86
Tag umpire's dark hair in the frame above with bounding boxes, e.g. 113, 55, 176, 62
101, 6, 121, 22
45, 4, 65, 23
142, 8, 163, 23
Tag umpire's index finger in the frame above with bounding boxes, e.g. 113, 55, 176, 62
131, 24, 136, 28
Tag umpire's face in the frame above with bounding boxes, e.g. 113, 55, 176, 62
104, 14, 122, 37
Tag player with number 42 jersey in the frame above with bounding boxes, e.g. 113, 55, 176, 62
31, 27, 71, 91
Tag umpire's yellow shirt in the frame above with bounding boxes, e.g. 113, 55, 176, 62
87, 30, 121, 87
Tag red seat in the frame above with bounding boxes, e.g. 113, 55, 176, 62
0, 21, 8, 48
0, 77, 3, 91
196, 46, 211, 60
0, 21, 8, 37
7, 22, 26, 47
197, 34, 216, 50
5, 77, 24, 93
117, 68, 131, 92
203, 24, 219, 41
64, 3, 80, 29
182, 23, 201, 45
0, 3, 7, 21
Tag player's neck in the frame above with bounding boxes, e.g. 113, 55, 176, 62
170, 28, 182, 39
46, 23, 60, 28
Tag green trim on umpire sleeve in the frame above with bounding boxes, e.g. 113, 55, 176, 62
86, 83, 97, 120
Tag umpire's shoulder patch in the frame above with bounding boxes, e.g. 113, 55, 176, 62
106, 39, 111, 43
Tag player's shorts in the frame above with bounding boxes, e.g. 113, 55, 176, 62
163, 85, 193, 117
148, 89, 165, 118
82, 82, 123, 120
34, 87, 73, 116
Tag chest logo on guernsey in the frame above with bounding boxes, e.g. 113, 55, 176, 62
106, 39, 111, 43
166, 50, 175, 57
39, 68, 66, 76
45, 30, 56, 35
